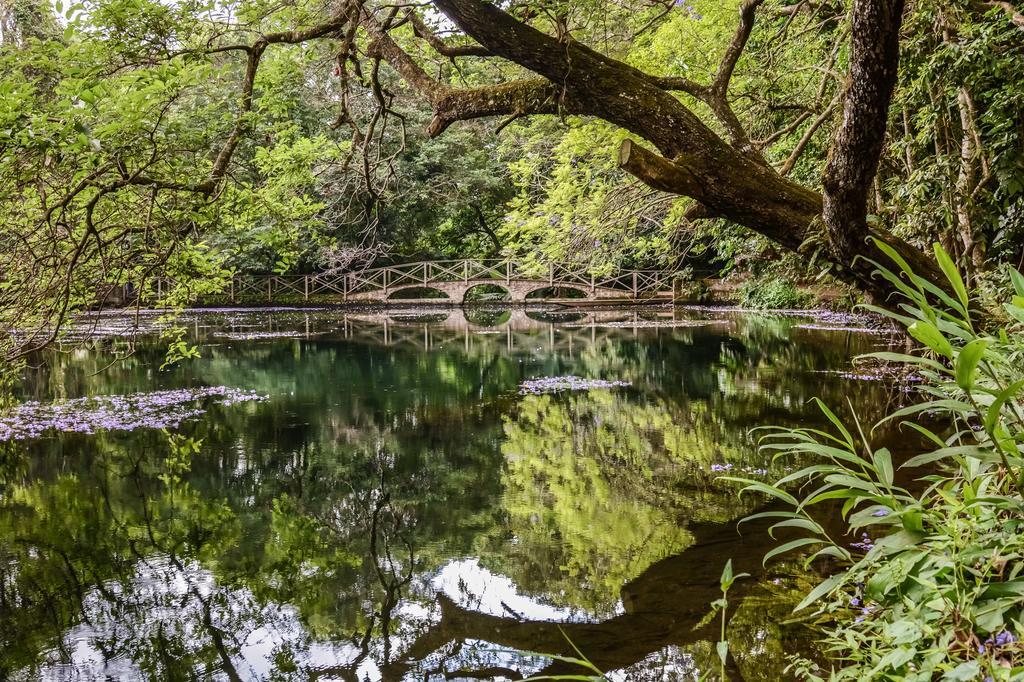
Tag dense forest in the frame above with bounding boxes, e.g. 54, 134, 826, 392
2, 0, 1023, 355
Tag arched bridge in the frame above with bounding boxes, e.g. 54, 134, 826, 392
220, 260, 676, 304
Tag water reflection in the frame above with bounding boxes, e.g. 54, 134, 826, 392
0, 307, 906, 680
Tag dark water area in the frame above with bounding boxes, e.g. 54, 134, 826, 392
0, 306, 912, 680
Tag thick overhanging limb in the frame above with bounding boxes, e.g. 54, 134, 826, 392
616, 140, 704, 199
364, 13, 445, 103
427, 79, 562, 136
376, 0, 823, 252
357, 0, 953, 302
428, 0, 728, 159
363, 10, 579, 136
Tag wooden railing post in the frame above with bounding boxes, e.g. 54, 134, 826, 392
506, 260, 511, 284
463, 260, 469, 283
632, 272, 638, 298
229, 278, 235, 303
548, 263, 554, 286
343, 275, 348, 302
303, 275, 309, 302
267, 277, 273, 303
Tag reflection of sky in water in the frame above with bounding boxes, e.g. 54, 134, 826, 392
27, 557, 596, 681
431, 557, 619, 622
32, 558, 356, 681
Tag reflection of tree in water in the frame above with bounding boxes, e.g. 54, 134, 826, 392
0, 311, 906, 679
0, 430, 489, 679
486, 343, 899, 617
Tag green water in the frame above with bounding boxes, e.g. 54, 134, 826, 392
0, 307, 905, 680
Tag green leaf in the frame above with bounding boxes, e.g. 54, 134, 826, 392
769, 518, 825, 537
985, 379, 1024, 433
811, 398, 854, 447
900, 421, 947, 448
718, 478, 799, 506
955, 338, 989, 390
901, 510, 924, 533
794, 572, 845, 612
907, 321, 953, 358
933, 242, 969, 314
1009, 266, 1024, 297
873, 448, 893, 487
980, 581, 1024, 598
901, 444, 994, 468
874, 529, 926, 553
716, 640, 729, 666
720, 559, 733, 589
859, 351, 949, 374
763, 537, 823, 566
942, 660, 980, 681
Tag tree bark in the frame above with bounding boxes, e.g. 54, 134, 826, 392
821, 0, 905, 259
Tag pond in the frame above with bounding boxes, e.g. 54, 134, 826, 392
0, 306, 911, 680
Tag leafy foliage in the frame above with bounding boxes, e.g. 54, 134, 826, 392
737, 276, 808, 309
725, 243, 1024, 679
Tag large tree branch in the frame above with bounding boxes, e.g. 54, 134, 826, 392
364, 13, 445, 104
617, 140, 704, 199
363, 14, 565, 136
428, 79, 563, 136
429, 0, 723, 159
412, 0, 823, 253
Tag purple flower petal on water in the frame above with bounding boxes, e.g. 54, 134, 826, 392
0, 387, 269, 441
518, 375, 630, 396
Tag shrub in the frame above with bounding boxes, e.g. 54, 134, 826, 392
738, 276, 807, 309
725, 242, 1024, 680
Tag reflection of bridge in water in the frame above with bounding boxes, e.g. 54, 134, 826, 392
219, 259, 676, 304
207, 307, 734, 355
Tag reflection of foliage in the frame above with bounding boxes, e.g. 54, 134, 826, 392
0, 310, 907, 678
498, 392, 699, 613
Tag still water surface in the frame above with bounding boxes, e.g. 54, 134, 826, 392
0, 306, 906, 680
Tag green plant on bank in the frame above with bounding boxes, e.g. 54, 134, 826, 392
738, 276, 808, 309
723, 241, 1024, 680
700, 559, 750, 681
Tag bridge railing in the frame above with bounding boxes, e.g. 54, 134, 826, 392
135, 259, 678, 303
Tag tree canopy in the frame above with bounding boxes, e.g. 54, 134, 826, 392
1, 0, 1023, 355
